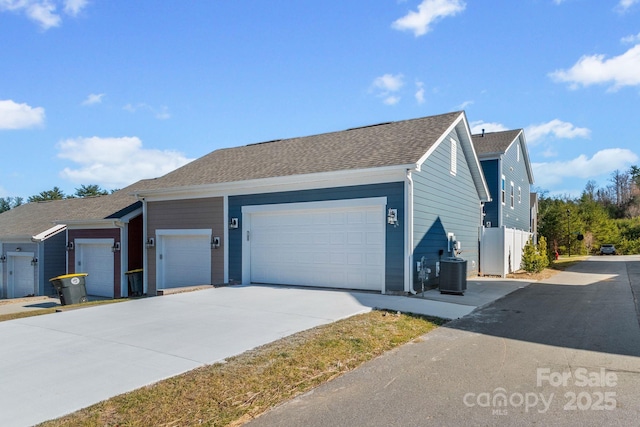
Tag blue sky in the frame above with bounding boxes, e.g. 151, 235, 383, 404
1, 0, 639, 200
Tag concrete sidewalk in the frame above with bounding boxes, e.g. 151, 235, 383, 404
0, 278, 530, 426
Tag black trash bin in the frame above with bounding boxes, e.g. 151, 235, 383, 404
125, 269, 143, 296
439, 258, 467, 295
49, 273, 89, 305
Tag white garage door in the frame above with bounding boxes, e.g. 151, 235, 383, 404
8, 254, 36, 298
77, 241, 114, 298
158, 232, 211, 289
247, 201, 385, 291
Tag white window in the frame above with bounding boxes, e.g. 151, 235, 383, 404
518, 186, 522, 203
450, 138, 457, 176
501, 176, 506, 205
510, 182, 515, 208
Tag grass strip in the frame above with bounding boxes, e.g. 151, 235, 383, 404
40, 310, 444, 427
0, 299, 127, 323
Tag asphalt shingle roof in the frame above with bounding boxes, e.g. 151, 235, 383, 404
151, 111, 463, 189
471, 129, 522, 157
0, 179, 158, 239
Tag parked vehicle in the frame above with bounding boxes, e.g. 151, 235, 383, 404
600, 244, 616, 255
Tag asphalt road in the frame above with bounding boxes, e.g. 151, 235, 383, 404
247, 256, 640, 426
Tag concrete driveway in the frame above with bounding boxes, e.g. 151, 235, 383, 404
0, 280, 526, 426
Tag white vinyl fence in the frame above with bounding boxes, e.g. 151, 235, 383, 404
480, 226, 532, 277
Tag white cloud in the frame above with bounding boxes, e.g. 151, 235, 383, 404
124, 103, 171, 120
81, 93, 104, 106
63, 0, 86, 16
621, 32, 640, 44
392, 0, 466, 37
616, 0, 639, 12
525, 119, 590, 143
415, 81, 425, 104
57, 136, 193, 188
371, 73, 404, 106
457, 100, 474, 110
0, 0, 88, 30
0, 99, 45, 129
373, 73, 404, 92
469, 120, 508, 134
549, 45, 640, 91
533, 148, 639, 188
384, 96, 401, 105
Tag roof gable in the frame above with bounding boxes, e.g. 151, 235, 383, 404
146, 112, 464, 189
472, 129, 534, 185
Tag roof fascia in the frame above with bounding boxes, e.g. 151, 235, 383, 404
0, 236, 35, 243
518, 131, 535, 185
31, 224, 66, 242
134, 166, 411, 202
457, 113, 492, 202
58, 219, 122, 230
414, 112, 463, 170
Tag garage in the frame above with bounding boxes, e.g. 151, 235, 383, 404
7, 253, 36, 298
76, 239, 115, 298
243, 199, 386, 291
156, 230, 212, 289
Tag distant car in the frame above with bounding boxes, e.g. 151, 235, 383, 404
600, 244, 616, 255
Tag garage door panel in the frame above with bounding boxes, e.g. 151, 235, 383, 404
78, 242, 114, 298
249, 204, 385, 291
160, 234, 210, 289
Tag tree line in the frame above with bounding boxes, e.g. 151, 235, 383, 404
538, 166, 640, 256
0, 185, 115, 213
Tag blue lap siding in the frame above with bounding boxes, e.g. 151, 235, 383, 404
412, 129, 482, 290
228, 182, 405, 292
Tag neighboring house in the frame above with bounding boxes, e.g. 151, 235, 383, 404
0, 180, 155, 299
135, 111, 490, 295
0, 198, 83, 298
472, 129, 535, 276
56, 180, 158, 298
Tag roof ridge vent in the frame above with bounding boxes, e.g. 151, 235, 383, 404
246, 139, 283, 147
346, 121, 393, 131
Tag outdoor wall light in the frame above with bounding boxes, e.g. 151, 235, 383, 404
15, 247, 21, 252
387, 209, 398, 225
66, 242, 74, 251
31, 257, 38, 266
145, 237, 155, 248
211, 236, 221, 249
112, 242, 121, 252
0, 254, 6, 263
229, 218, 239, 229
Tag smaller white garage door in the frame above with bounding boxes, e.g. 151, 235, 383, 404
157, 230, 212, 289
77, 240, 115, 298
245, 199, 386, 291
8, 253, 36, 298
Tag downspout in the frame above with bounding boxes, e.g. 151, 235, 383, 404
113, 220, 126, 297
138, 196, 149, 295
406, 169, 416, 295
498, 155, 504, 228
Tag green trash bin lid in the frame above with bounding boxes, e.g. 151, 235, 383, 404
125, 268, 143, 274
49, 273, 88, 282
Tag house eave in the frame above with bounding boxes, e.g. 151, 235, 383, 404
134, 166, 413, 201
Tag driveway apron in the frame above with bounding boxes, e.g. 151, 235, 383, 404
248, 256, 640, 427
0, 285, 380, 426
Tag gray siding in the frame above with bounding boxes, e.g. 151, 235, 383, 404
413, 128, 481, 289
146, 197, 224, 295
1, 242, 38, 298
42, 232, 66, 296
501, 139, 531, 231
228, 182, 405, 293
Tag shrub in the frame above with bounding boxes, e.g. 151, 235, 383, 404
521, 236, 549, 273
